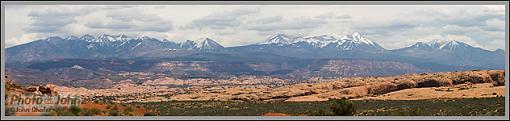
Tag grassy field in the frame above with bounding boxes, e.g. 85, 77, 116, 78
7, 97, 504, 116
132, 97, 505, 116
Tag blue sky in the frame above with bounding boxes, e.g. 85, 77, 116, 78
4, 5, 506, 50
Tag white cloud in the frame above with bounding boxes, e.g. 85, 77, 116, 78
4, 5, 506, 50
6, 33, 39, 47
85, 7, 173, 32
484, 18, 505, 31
182, 8, 259, 30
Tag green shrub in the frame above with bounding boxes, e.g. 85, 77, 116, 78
106, 104, 113, 109
123, 106, 134, 115
144, 112, 157, 116
52, 107, 76, 116
313, 109, 333, 116
397, 108, 422, 116
328, 98, 356, 116
59, 111, 76, 116
70, 106, 81, 116
82, 108, 102, 116
108, 110, 120, 116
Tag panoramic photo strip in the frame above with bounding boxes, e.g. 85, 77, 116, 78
1, 1, 508, 120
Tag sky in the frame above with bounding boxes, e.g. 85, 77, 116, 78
4, 5, 507, 50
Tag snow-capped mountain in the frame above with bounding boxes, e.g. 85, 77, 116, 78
427, 40, 473, 51
180, 40, 196, 50
79, 34, 96, 42
261, 34, 293, 45
194, 38, 225, 50
84, 34, 132, 44
5, 33, 505, 70
334, 32, 385, 51
406, 40, 478, 51
6, 34, 184, 62
391, 39, 505, 68
65, 34, 224, 51
293, 35, 337, 47
179, 38, 224, 50
259, 32, 385, 51
343, 32, 375, 45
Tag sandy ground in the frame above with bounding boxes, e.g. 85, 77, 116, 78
353, 83, 505, 100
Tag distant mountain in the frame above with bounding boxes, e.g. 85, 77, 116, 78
227, 32, 388, 60
260, 34, 293, 45
180, 38, 224, 50
390, 40, 505, 69
335, 32, 385, 52
6, 34, 223, 63
258, 32, 384, 52
6, 33, 506, 70
5, 33, 506, 88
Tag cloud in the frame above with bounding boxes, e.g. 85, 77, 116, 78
347, 6, 506, 50
25, 6, 95, 33
483, 18, 505, 31
27, 12, 75, 33
436, 14, 504, 27
440, 25, 480, 35
5, 5, 506, 51
482, 5, 505, 14
182, 8, 260, 29
85, 8, 173, 32
101, 5, 136, 10
86, 21, 134, 29
413, 6, 505, 28
352, 21, 417, 36
314, 12, 351, 20
244, 17, 328, 31
246, 16, 283, 24
6, 33, 39, 48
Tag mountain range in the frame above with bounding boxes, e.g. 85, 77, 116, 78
6, 32, 505, 70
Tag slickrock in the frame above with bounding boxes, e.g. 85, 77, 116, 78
15, 70, 504, 102
168, 70, 505, 102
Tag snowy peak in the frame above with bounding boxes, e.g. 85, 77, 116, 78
410, 42, 431, 48
96, 34, 131, 43
293, 35, 339, 47
335, 32, 384, 51
194, 38, 224, 50
179, 40, 196, 49
262, 34, 293, 45
413, 40, 472, 50
179, 38, 224, 50
309, 35, 337, 41
137, 36, 163, 42
438, 40, 470, 50
79, 34, 96, 42
43, 36, 66, 43
302, 35, 337, 43
63, 35, 79, 40
259, 32, 384, 51
340, 32, 375, 45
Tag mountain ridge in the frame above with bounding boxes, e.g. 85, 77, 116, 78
7, 33, 503, 51
5, 33, 505, 69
